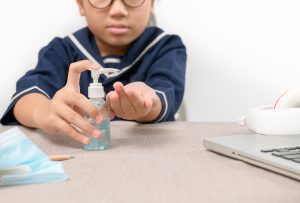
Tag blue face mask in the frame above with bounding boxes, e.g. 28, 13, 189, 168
0, 127, 68, 186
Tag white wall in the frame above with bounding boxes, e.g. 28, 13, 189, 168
0, 0, 85, 118
1, 0, 300, 121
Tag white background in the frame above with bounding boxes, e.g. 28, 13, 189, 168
1, 0, 300, 121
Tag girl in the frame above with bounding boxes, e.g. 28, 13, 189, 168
1, 0, 186, 144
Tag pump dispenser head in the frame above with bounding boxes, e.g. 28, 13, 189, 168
88, 68, 121, 99
88, 82, 104, 98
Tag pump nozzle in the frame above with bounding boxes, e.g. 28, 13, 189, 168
89, 68, 121, 98
91, 68, 121, 83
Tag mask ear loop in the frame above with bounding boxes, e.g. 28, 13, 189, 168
0, 165, 31, 176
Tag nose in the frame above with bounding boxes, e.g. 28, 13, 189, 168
108, 0, 128, 18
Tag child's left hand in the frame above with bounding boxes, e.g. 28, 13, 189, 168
106, 82, 162, 122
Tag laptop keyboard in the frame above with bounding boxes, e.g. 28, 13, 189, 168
261, 147, 300, 164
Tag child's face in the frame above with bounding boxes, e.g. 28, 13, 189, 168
77, 0, 154, 54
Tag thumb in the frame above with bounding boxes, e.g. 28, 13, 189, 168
66, 60, 99, 89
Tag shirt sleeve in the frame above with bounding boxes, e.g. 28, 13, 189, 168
0, 37, 73, 125
145, 35, 187, 122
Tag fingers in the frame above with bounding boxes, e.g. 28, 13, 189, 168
67, 60, 99, 88
107, 82, 153, 120
126, 89, 148, 110
55, 119, 90, 144
114, 82, 137, 114
46, 60, 104, 144
118, 82, 153, 113
141, 90, 154, 109
109, 110, 115, 120
106, 94, 116, 120
55, 90, 102, 123
144, 99, 153, 109
53, 101, 102, 140
107, 91, 124, 117
73, 106, 85, 117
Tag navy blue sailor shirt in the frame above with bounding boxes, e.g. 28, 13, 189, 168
1, 26, 186, 124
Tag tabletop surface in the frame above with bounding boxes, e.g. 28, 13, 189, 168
1, 121, 300, 203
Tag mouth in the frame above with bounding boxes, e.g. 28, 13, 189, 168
107, 24, 129, 35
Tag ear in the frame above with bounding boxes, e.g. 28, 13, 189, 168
76, 0, 85, 16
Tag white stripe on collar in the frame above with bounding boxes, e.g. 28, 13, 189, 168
68, 32, 168, 78
68, 34, 101, 67
68, 34, 114, 77
121, 32, 168, 72
103, 58, 121, 64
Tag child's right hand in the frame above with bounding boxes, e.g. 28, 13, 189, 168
31, 60, 103, 144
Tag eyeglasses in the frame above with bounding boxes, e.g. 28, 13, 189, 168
88, 0, 146, 9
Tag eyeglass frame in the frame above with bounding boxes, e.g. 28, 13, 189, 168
88, 0, 146, 9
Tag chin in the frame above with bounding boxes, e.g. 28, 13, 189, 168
107, 38, 133, 47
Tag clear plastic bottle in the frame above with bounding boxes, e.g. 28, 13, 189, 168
83, 68, 120, 150
83, 82, 111, 150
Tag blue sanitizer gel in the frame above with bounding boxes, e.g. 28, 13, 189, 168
83, 82, 111, 150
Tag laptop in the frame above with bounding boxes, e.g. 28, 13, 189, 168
203, 133, 300, 180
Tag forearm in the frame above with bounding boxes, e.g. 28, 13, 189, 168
13, 93, 50, 129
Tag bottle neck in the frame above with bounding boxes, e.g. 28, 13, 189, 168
89, 96, 105, 101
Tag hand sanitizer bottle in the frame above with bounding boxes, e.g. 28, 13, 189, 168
83, 68, 120, 151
